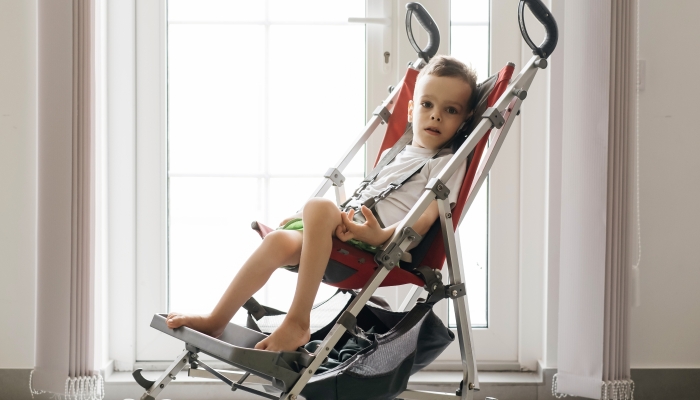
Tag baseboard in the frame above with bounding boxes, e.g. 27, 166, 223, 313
630, 368, 700, 400
2, 367, 699, 400
0, 369, 33, 400
538, 368, 700, 400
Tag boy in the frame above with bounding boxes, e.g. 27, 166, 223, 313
166, 55, 478, 352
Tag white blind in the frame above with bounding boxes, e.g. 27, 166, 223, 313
555, 1, 637, 399
32, 0, 104, 398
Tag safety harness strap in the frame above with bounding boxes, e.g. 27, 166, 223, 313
340, 120, 458, 231
364, 124, 414, 183
343, 125, 414, 206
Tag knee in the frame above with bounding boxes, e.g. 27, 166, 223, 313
263, 230, 299, 257
303, 198, 338, 218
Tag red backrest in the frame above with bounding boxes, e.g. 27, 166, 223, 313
374, 68, 419, 166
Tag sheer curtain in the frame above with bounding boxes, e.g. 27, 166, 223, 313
554, 1, 637, 399
31, 0, 104, 398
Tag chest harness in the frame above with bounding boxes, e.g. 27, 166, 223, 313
340, 123, 451, 228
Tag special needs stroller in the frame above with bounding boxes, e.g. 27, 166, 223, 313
133, 1, 558, 399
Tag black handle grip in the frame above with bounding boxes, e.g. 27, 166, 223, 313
132, 368, 155, 390
405, 3, 440, 62
518, 0, 558, 59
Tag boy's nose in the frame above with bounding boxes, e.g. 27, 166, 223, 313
431, 114, 441, 122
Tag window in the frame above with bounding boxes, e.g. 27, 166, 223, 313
449, 0, 490, 329
119, 0, 525, 368
166, 0, 366, 327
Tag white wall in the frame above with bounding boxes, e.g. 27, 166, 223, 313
0, 0, 37, 368
629, 0, 700, 368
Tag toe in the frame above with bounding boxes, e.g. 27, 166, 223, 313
166, 315, 183, 328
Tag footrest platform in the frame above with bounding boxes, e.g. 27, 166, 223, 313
150, 313, 314, 392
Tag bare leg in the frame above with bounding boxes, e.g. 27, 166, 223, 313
255, 198, 341, 352
166, 229, 303, 337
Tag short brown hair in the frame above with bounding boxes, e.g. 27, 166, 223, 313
416, 55, 478, 114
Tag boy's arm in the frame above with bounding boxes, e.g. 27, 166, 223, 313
336, 201, 441, 246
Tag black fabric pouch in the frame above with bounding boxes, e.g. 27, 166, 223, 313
247, 291, 454, 400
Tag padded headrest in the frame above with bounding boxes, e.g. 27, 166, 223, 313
464, 72, 499, 135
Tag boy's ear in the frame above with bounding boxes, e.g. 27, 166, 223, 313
458, 111, 475, 134
407, 100, 414, 123
463, 110, 474, 125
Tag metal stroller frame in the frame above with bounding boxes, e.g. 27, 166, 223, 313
132, 1, 558, 399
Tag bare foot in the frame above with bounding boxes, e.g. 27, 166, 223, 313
254, 319, 311, 352
165, 313, 226, 338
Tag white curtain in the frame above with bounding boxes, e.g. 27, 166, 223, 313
554, 1, 637, 399
32, 0, 104, 398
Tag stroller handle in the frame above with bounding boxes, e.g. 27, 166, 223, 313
405, 2, 440, 62
518, 0, 558, 59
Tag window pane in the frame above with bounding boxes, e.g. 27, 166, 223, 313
451, 0, 489, 24
168, 177, 263, 326
449, 0, 490, 329
450, 184, 488, 327
450, 26, 489, 81
167, 2, 367, 317
168, 24, 265, 174
168, 0, 265, 22
268, 24, 365, 176
268, 0, 364, 23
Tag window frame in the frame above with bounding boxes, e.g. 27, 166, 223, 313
107, 0, 541, 371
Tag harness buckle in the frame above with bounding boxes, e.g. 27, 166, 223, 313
378, 182, 401, 200
349, 179, 371, 199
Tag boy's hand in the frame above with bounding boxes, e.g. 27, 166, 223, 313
335, 206, 392, 246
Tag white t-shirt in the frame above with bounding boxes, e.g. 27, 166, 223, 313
346, 145, 467, 227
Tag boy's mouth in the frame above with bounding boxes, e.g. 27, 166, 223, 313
425, 126, 441, 135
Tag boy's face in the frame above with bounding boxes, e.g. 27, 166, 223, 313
408, 74, 473, 150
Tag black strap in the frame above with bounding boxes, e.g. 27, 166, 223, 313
242, 297, 286, 320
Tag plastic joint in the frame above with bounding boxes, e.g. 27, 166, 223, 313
482, 107, 505, 129
373, 105, 392, 123
337, 311, 357, 332
323, 168, 346, 187
375, 227, 421, 269
426, 178, 450, 200
446, 282, 466, 299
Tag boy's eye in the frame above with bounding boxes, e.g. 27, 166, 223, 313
447, 107, 458, 115
421, 101, 432, 108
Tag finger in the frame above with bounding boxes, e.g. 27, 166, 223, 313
336, 225, 353, 241
340, 211, 352, 226
361, 205, 378, 224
